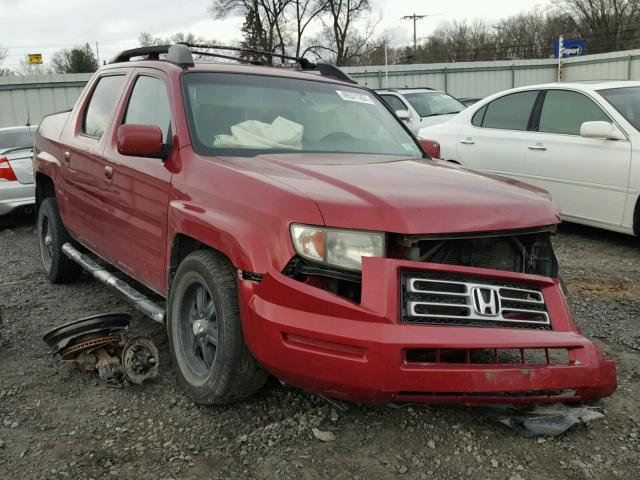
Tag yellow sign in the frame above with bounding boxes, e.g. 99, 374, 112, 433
27, 54, 43, 65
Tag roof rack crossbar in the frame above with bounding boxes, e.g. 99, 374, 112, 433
109, 43, 356, 84
181, 43, 316, 70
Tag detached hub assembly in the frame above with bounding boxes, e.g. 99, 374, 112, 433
43, 313, 158, 385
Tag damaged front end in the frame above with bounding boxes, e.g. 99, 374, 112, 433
242, 226, 616, 406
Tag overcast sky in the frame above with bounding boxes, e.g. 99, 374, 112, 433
1, 0, 546, 68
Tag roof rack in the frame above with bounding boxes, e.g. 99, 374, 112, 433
110, 44, 355, 84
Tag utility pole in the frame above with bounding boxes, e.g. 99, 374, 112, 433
401, 13, 443, 55
557, 35, 564, 82
95, 41, 100, 66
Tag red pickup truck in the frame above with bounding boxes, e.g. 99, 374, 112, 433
33, 44, 616, 405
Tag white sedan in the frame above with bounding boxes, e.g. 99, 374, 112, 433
418, 81, 640, 236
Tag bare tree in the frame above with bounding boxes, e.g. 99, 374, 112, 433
138, 32, 220, 61
495, 9, 572, 59
290, 0, 327, 57
17, 58, 47, 76
210, 0, 291, 62
139, 32, 217, 47
420, 19, 495, 63
555, 0, 640, 52
305, 0, 378, 65
0, 45, 13, 76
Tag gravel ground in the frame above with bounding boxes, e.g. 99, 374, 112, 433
1, 216, 639, 480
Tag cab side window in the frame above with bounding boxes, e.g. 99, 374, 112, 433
380, 94, 408, 112
538, 90, 610, 135
477, 91, 539, 131
123, 76, 171, 143
83, 75, 126, 139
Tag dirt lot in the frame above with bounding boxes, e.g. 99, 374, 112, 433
1, 217, 639, 480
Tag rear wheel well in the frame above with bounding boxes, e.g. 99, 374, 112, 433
35, 173, 56, 213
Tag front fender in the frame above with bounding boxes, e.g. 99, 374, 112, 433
168, 200, 300, 275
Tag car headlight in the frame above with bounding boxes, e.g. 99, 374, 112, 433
290, 224, 385, 272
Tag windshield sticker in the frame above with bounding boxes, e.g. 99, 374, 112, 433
336, 90, 375, 105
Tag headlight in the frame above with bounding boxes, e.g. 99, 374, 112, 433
290, 224, 385, 271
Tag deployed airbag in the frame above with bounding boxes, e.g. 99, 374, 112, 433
214, 116, 303, 150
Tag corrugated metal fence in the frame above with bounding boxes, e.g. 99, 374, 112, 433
0, 73, 91, 128
343, 48, 640, 97
2, 48, 640, 128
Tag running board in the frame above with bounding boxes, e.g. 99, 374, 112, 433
62, 243, 165, 324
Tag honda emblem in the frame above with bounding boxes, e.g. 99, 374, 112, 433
471, 287, 501, 317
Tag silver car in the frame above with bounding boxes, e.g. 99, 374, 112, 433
0, 126, 37, 217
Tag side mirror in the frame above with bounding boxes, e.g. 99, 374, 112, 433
580, 121, 626, 141
117, 124, 166, 158
395, 110, 411, 122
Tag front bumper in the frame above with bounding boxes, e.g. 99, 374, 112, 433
240, 258, 616, 405
0, 181, 35, 216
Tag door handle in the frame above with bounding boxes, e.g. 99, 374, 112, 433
104, 165, 113, 182
528, 144, 547, 151
460, 138, 475, 145
63, 151, 70, 164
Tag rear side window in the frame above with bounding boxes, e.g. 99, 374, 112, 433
123, 76, 171, 143
479, 91, 539, 131
538, 90, 610, 135
380, 94, 407, 112
83, 75, 125, 139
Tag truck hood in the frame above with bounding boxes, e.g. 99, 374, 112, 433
220, 153, 560, 234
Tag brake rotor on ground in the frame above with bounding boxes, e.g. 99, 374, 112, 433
61, 335, 124, 360
43, 313, 131, 354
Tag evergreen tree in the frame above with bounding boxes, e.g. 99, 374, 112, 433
240, 6, 272, 64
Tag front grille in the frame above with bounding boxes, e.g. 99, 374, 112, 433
401, 272, 551, 329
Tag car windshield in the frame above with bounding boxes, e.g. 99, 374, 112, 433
0, 127, 35, 151
600, 86, 640, 132
182, 72, 422, 157
403, 92, 466, 117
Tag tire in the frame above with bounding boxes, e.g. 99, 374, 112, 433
37, 197, 83, 284
167, 249, 267, 404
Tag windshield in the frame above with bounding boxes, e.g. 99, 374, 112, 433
182, 72, 422, 157
404, 92, 465, 117
0, 127, 35, 151
600, 86, 640, 132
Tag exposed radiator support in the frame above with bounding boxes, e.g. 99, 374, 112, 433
61, 243, 165, 324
